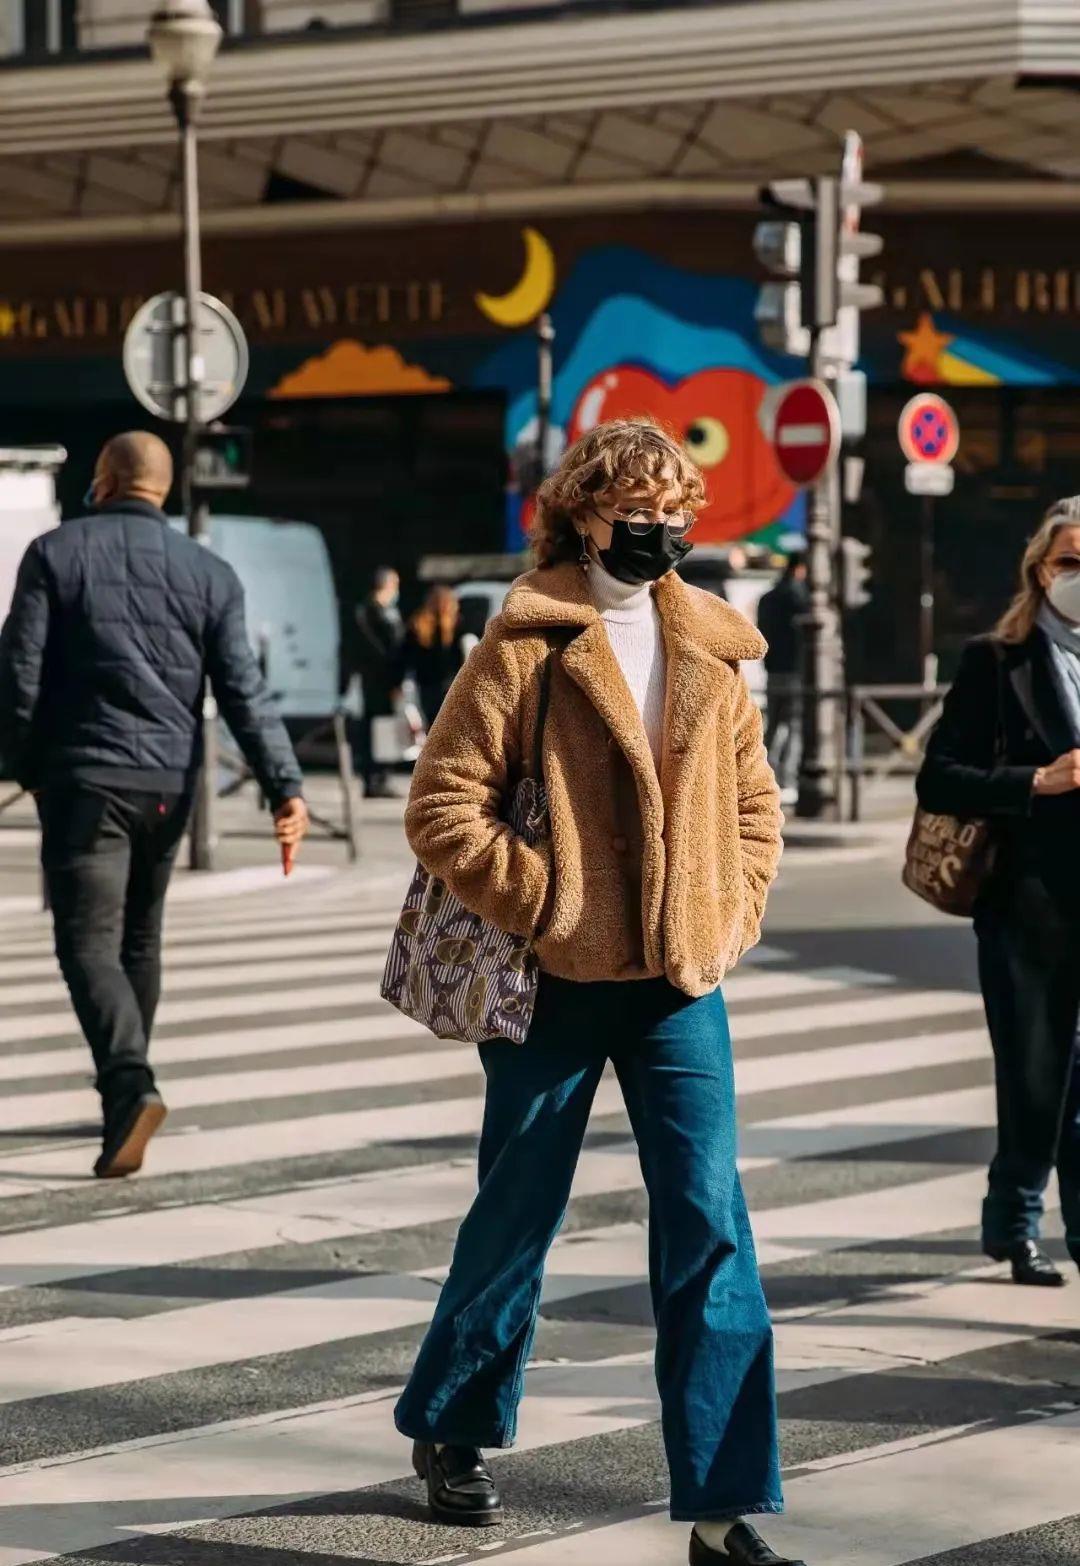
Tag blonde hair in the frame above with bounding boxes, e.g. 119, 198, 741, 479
530, 418, 707, 568
410, 584, 460, 649
995, 495, 1080, 643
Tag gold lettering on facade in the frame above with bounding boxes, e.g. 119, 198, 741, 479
300, 287, 338, 328
979, 269, 995, 312
919, 270, 945, 310
948, 269, 962, 310
54, 298, 87, 338
251, 288, 287, 331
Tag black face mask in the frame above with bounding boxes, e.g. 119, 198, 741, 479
597, 520, 693, 585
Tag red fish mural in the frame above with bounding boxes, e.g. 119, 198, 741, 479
567, 366, 796, 544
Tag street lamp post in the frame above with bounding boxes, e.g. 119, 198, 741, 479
147, 1, 222, 871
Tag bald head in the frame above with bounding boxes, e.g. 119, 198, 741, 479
93, 432, 174, 509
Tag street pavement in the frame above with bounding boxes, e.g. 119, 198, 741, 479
0, 815, 1077, 1566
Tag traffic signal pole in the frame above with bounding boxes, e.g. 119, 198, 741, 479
754, 134, 883, 823
799, 329, 846, 821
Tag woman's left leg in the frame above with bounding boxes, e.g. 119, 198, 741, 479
612, 981, 782, 1524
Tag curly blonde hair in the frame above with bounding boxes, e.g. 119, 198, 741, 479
530, 418, 707, 568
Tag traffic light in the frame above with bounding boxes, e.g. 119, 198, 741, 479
193, 425, 253, 491
838, 535, 873, 610
753, 132, 884, 370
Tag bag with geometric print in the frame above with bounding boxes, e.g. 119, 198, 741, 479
380, 651, 555, 1044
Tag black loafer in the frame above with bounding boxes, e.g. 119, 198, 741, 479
412, 1440, 503, 1527
93, 1091, 167, 1179
690, 1522, 807, 1566
984, 1239, 1065, 1287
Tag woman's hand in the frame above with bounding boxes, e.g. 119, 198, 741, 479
1032, 750, 1080, 795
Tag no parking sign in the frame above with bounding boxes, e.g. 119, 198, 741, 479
898, 393, 959, 465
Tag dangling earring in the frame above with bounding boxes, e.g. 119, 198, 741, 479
577, 531, 590, 572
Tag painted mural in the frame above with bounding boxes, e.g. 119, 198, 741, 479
466, 236, 809, 550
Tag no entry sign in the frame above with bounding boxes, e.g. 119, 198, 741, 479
898, 393, 959, 465
771, 379, 842, 488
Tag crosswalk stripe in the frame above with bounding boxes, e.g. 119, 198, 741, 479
0, 975, 979, 1049
0, 927, 401, 981
0, 1011, 432, 1082
0, 1160, 1053, 1408
0, 1081, 997, 1291
0, 1025, 990, 1182
489, 1410, 1080, 1566
0, 1362, 658, 1566
0, 958, 891, 1014
0, 1261, 1073, 1566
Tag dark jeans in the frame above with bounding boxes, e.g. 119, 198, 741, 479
38, 783, 191, 1105
764, 673, 801, 791
975, 878, 1080, 1264
394, 975, 782, 1522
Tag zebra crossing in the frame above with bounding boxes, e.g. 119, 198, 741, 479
0, 866, 1076, 1566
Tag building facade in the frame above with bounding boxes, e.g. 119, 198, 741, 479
2, 0, 1080, 675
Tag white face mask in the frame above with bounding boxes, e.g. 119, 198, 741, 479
1046, 570, 1080, 625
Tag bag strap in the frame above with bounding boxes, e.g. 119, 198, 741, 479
530, 648, 556, 782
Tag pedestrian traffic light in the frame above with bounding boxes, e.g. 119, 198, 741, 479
838, 536, 873, 610
194, 425, 252, 490
754, 133, 884, 368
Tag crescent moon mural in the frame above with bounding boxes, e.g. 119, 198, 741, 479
475, 227, 556, 328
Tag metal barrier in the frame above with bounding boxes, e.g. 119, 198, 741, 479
0, 709, 363, 876
847, 684, 947, 822
215, 710, 362, 861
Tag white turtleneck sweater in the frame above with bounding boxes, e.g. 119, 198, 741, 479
587, 561, 667, 772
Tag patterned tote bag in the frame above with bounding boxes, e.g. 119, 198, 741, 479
380, 651, 555, 1045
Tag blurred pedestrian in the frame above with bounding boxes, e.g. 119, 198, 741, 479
0, 432, 308, 1180
354, 566, 404, 798
917, 496, 1080, 1287
394, 419, 800, 1566
398, 583, 468, 730
757, 552, 808, 805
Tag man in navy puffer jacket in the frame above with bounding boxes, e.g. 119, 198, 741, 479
0, 432, 308, 1178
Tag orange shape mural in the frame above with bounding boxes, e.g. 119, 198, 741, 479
568, 366, 796, 544
269, 340, 451, 399
898, 312, 955, 384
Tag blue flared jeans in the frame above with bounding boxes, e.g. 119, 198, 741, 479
394, 975, 783, 1522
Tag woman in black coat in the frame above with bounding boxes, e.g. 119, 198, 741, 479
917, 497, 1080, 1287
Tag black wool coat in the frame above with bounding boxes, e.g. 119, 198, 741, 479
916, 630, 1080, 910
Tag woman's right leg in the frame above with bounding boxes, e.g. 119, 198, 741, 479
976, 882, 1080, 1257
394, 977, 607, 1448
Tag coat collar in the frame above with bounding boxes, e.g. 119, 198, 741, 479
501, 562, 767, 664
94, 499, 169, 525
502, 562, 766, 822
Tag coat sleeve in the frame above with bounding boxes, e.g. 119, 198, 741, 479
916, 639, 1037, 818
731, 668, 783, 957
404, 624, 552, 939
0, 540, 52, 788
204, 572, 305, 811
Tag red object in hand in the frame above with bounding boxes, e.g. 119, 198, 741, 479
281, 842, 295, 878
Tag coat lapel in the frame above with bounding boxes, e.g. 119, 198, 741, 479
501, 562, 767, 808
1009, 634, 1070, 755
559, 620, 665, 821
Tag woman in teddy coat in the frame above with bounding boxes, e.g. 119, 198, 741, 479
394, 419, 798, 1566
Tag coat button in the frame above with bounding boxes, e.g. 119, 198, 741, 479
612, 835, 628, 853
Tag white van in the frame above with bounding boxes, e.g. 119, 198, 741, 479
171, 513, 354, 727
0, 446, 64, 623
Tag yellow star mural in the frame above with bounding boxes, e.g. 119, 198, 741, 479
898, 312, 955, 383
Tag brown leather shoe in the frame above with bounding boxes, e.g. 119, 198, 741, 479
412, 1441, 503, 1527
93, 1091, 167, 1179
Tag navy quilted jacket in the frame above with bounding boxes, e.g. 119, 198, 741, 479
0, 500, 303, 807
